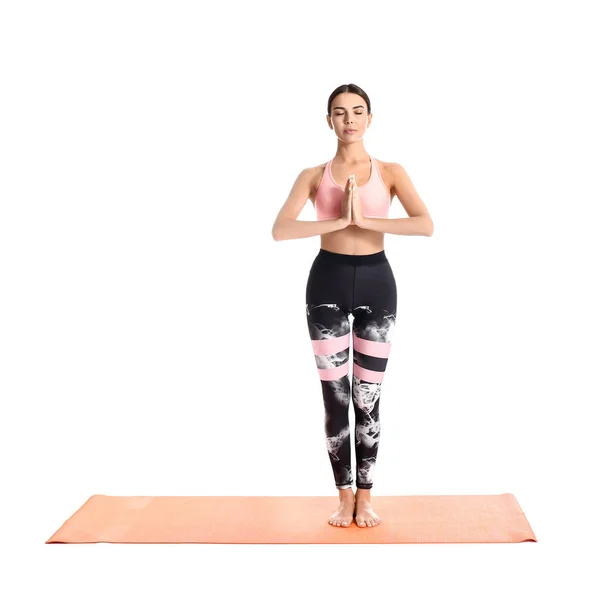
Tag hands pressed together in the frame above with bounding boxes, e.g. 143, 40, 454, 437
340, 174, 366, 228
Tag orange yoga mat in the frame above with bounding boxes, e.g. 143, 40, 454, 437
46, 493, 536, 544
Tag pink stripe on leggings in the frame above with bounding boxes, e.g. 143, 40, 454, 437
318, 360, 350, 381
311, 332, 350, 355
353, 335, 391, 358
353, 363, 386, 383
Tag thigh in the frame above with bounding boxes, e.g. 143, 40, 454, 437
305, 257, 354, 377
352, 261, 397, 350
305, 256, 354, 318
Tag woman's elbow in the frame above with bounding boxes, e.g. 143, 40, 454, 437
424, 216, 434, 237
272, 222, 282, 241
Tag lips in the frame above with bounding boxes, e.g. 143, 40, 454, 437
344, 129, 357, 133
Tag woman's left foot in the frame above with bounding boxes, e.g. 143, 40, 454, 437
354, 498, 380, 527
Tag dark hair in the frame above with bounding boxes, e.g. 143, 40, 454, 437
327, 83, 371, 117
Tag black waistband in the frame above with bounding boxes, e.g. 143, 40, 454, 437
316, 248, 388, 266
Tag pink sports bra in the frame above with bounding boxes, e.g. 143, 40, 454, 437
314, 154, 391, 221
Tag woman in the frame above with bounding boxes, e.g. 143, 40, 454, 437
272, 83, 434, 529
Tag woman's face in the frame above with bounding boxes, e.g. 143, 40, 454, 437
328, 93, 371, 142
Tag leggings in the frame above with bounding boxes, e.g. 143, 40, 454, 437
305, 248, 397, 490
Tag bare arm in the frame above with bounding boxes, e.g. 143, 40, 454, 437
361, 163, 434, 236
272, 167, 347, 241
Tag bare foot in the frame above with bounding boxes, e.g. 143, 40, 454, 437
328, 493, 355, 527
354, 493, 380, 527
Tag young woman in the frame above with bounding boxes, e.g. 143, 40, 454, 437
272, 83, 434, 529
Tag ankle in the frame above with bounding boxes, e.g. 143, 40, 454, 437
338, 489, 355, 502
355, 489, 371, 502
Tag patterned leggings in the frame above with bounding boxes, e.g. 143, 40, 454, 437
305, 248, 397, 490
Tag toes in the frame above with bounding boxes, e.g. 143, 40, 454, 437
354, 511, 380, 527
329, 512, 358, 527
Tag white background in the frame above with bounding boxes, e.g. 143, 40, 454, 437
2, 0, 599, 590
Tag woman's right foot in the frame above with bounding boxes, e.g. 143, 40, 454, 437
328, 492, 355, 527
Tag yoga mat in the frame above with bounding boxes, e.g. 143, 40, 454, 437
46, 493, 536, 544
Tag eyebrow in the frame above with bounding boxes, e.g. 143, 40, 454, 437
333, 105, 365, 110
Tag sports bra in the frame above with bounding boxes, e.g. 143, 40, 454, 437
314, 154, 391, 221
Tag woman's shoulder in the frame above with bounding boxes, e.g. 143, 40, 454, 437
372, 157, 401, 190
373, 156, 400, 173
301, 161, 329, 198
